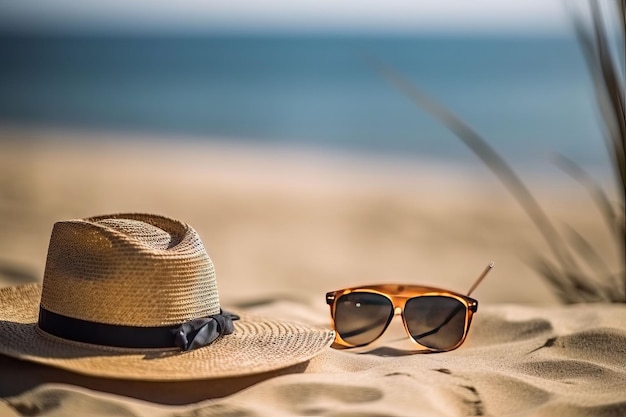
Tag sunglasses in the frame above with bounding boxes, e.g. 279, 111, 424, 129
325, 262, 494, 352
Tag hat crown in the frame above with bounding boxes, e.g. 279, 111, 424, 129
40, 214, 221, 326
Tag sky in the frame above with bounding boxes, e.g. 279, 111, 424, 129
0, 0, 575, 34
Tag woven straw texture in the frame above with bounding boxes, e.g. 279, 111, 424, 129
0, 213, 335, 380
40, 213, 220, 326
0, 284, 334, 380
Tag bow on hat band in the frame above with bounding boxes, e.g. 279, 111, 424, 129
38, 308, 240, 351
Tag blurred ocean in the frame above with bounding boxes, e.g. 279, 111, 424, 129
0, 33, 610, 170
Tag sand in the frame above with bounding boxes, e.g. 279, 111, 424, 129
0, 127, 624, 416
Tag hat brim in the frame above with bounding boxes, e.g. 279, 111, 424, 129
0, 284, 335, 381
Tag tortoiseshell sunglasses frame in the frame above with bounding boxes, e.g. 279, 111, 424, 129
325, 262, 493, 352
326, 284, 477, 351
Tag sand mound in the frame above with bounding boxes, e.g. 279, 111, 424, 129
1, 302, 625, 417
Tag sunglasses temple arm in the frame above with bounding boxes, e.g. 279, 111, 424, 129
466, 261, 495, 297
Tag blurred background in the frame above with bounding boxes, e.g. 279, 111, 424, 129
0, 0, 611, 169
0, 1, 620, 305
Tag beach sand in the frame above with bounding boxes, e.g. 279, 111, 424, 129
1, 128, 624, 416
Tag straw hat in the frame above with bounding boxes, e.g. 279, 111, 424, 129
0, 213, 334, 380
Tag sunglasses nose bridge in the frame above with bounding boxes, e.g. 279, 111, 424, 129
391, 295, 409, 312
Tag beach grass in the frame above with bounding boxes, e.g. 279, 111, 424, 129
373, 0, 625, 303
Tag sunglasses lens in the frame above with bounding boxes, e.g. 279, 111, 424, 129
334, 292, 393, 346
404, 296, 467, 351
